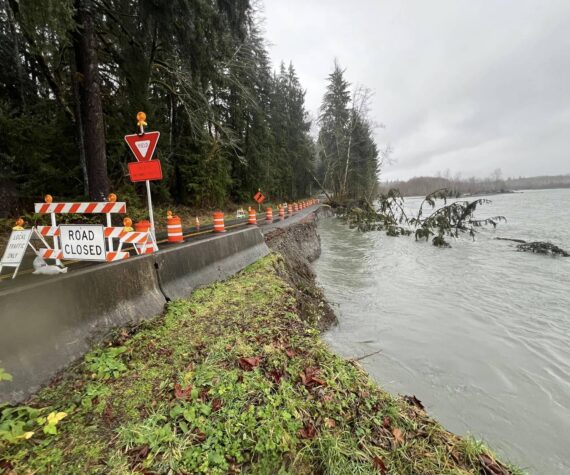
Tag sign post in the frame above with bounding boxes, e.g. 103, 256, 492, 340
1, 229, 35, 279
124, 112, 161, 251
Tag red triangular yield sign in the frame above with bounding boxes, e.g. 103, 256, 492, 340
124, 131, 160, 162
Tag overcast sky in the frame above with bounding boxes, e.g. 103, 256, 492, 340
262, 0, 570, 181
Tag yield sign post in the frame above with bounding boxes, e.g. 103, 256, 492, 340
124, 112, 160, 250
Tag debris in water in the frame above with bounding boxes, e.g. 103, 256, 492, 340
516, 241, 569, 257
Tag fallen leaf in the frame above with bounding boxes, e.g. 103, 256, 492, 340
298, 422, 317, 439
174, 383, 192, 400
103, 402, 114, 424
239, 356, 262, 370
324, 417, 336, 428
268, 369, 284, 384
285, 348, 297, 358
199, 388, 210, 401
129, 444, 150, 463
392, 427, 404, 445
372, 456, 387, 474
300, 367, 326, 388
212, 399, 223, 412
383, 416, 391, 429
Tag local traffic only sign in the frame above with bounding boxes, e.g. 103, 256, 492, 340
0, 229, 34, 279
59, 225, 106, 261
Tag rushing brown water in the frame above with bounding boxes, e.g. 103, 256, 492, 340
314, 189, 570, 474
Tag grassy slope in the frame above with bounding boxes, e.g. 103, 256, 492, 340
0, 254, 522, 474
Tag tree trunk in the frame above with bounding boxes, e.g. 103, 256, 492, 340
5, 0, 26, 111
73, 0, 109, 201
71, 57, 89, 196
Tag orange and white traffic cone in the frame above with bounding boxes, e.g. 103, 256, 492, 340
279, 206, 285, 220
266, 207, 273, 223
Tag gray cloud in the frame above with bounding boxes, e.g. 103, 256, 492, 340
262, 0, 570, 180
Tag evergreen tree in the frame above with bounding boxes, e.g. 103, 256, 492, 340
317, 61, 379, 200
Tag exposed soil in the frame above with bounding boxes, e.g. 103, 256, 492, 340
264, 206, 337, 331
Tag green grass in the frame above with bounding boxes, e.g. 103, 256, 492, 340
0, 254, 522, 474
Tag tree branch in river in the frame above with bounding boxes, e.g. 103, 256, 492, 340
337, 188, 506, 247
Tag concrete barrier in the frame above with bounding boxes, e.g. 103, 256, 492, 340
0, 255, 166, 403
155, 227, 269, 300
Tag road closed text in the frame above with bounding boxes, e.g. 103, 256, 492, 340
59, 225, 106, 261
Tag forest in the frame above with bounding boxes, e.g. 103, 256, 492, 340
0, 0, 381, 218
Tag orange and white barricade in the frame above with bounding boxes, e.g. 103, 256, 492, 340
213, 212, 225, 233
166, 211, 183, 243
34, 194, 133, 264
248, 207, 257, 225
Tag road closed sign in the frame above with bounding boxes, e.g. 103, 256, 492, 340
60, 225, 106, 261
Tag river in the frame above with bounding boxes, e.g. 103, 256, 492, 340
314, 189, 570, 474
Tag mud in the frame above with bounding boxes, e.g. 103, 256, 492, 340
264, 205, 337, 330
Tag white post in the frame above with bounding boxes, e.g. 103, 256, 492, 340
50, 212, 62, 266
146, 180, 158, 250
106, 212, 113, 252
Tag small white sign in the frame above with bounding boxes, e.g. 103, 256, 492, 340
135, 140, 150, 159
1, 229, 33, 265
59, 224, 106, 261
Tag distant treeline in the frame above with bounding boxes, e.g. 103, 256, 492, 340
381, 174, 570, 197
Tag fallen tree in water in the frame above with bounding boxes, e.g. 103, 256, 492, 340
337, 188, 506, 247
517, 241, 569, 257
495, 238, 570, 257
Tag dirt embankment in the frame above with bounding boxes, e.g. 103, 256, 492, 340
264, 206, 337, 331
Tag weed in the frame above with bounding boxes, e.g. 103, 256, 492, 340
85, 346, 128, 379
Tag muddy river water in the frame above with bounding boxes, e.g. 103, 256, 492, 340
314, 189, 570, 474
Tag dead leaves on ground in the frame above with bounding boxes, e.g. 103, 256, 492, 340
392, 427, 405, 445
372, 456, 387, 474
299, 366, 326, 388
298, 421, 317, 439
174, 383, 192, 400
238, 356, 262, 371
